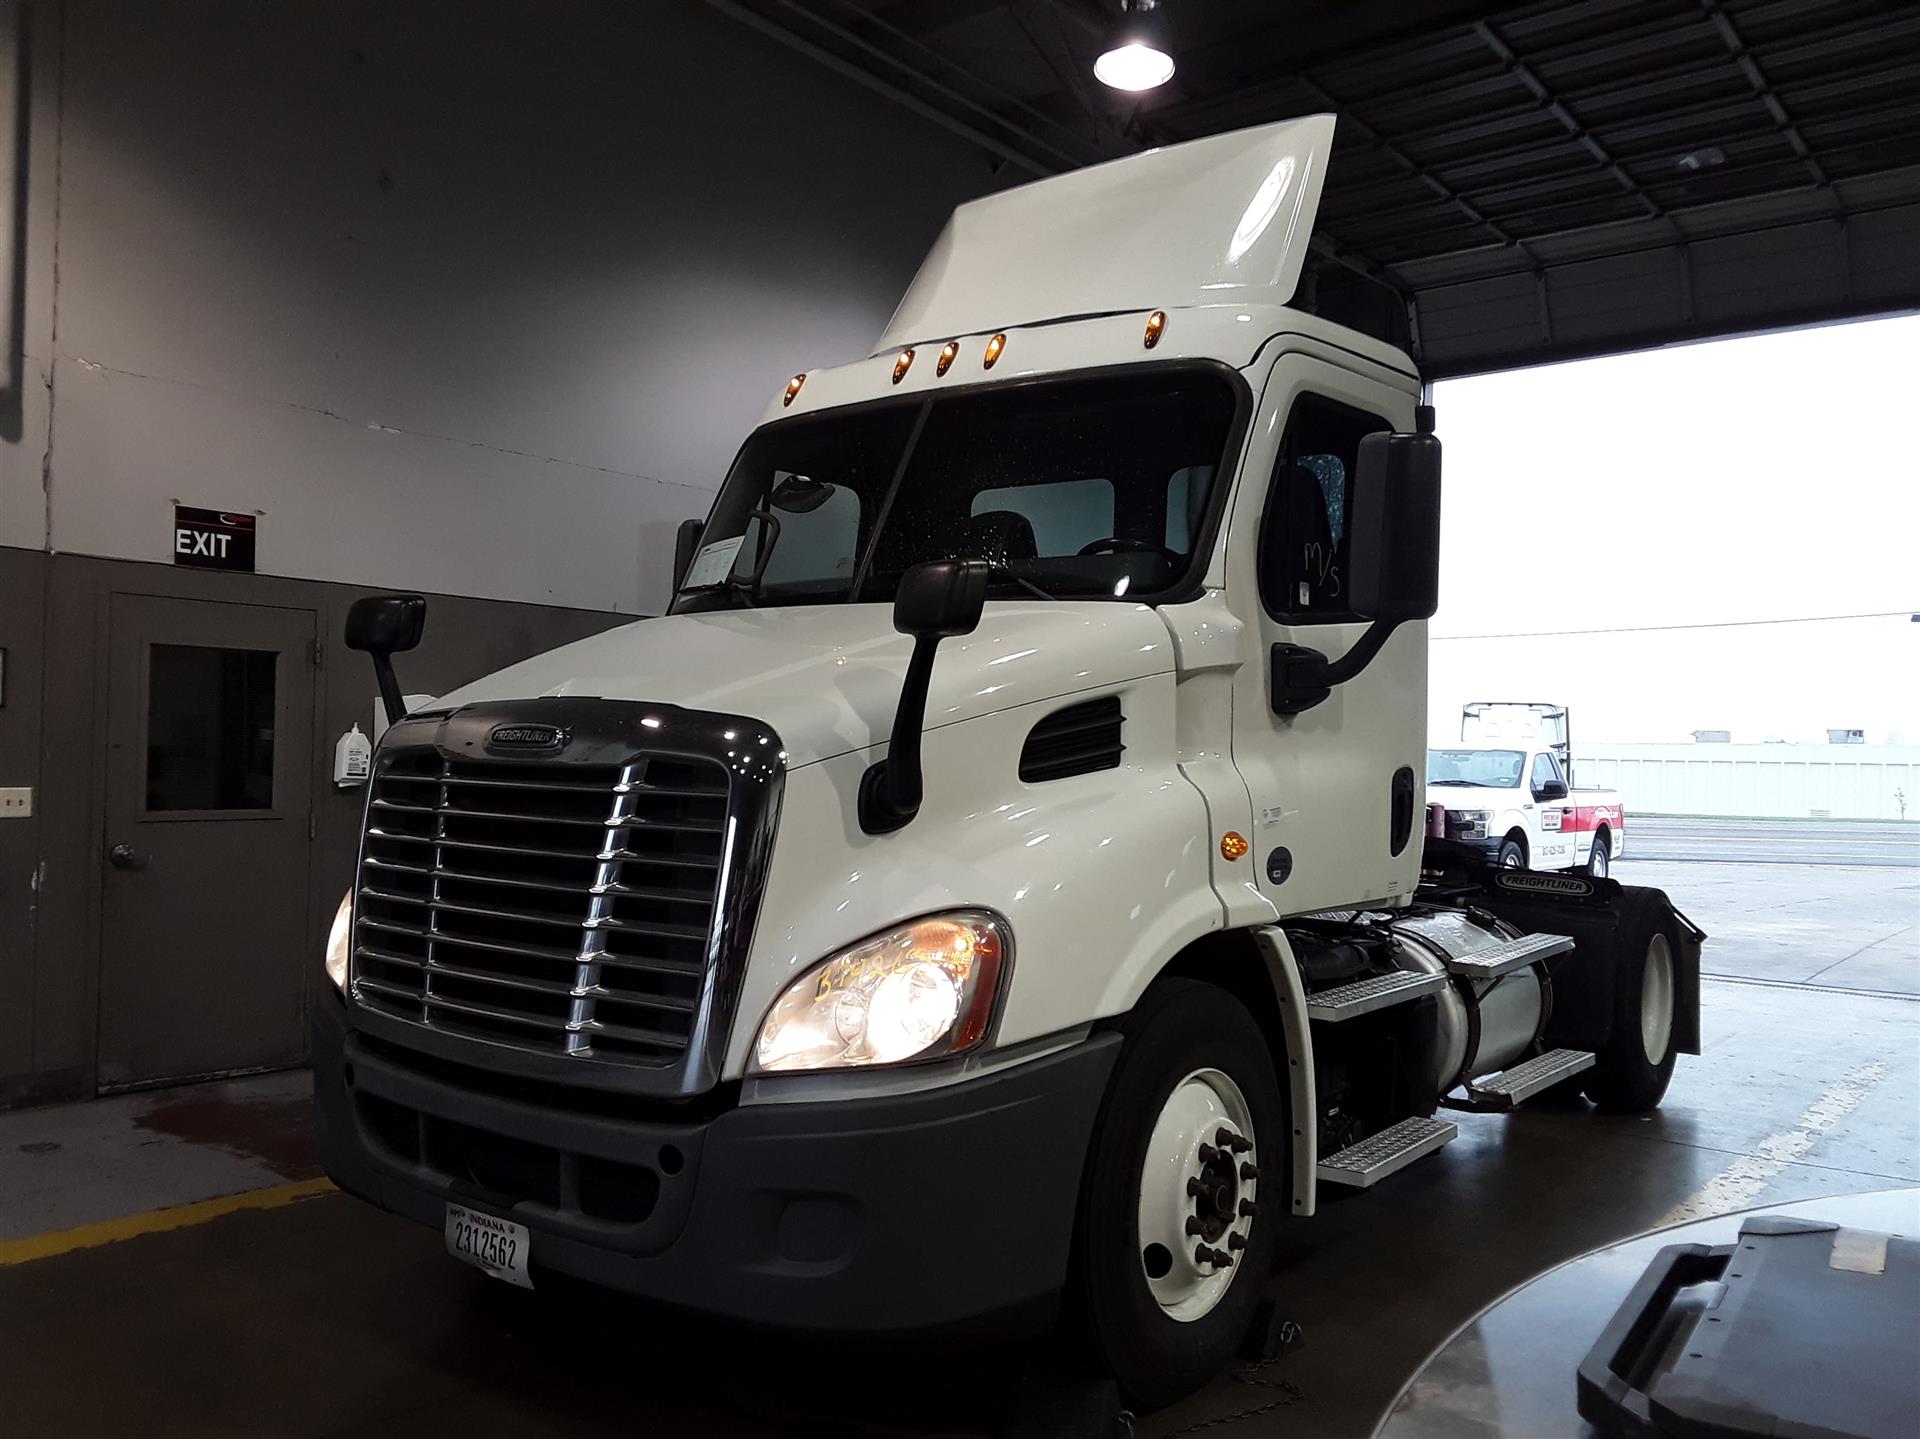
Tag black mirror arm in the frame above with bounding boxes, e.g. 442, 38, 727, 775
1270, 618, 1405, 716
371, 656, 409, 730
859, 632, 941, 834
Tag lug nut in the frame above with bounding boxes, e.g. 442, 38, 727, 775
1194, 1244, 1212, 1266
1197, 1143, 1221, 1164
1185, 1216, 1203, 1236
1239, 1199, 1261, 1218
1227, 1232, 1247, 1251
1240, 1162, 1260, 1181
1211, 1247, 1234, 1267
1186, 1177, 1205, 1198
1231, 1135, 1253, 1154
1215, 1128, 1236, 1148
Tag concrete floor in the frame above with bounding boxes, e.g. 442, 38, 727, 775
2, 829, 1915, 1438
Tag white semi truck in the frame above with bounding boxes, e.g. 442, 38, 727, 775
315, 116, 1702, 1409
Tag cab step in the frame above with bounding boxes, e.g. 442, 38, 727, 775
1316, 1115, 1458, 1189
1442, 931, 1575, 980
1306, 969, 1448, 1022
1461, 1048, 1596, 1109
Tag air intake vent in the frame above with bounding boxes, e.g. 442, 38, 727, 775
1020, 696, 1125, 783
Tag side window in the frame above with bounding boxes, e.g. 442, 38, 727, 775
1258, 393, 1390, 622
1531, 753, 1562, 791
971, 477, 1115, 557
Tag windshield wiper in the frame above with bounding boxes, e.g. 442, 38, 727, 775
987, 563, 1059, 602
1426, 779, 1479, 786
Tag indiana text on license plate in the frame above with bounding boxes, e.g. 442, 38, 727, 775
445, 1203, 533, 1288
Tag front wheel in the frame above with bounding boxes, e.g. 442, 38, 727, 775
1496, 836, 1527, 868
1583, 891, 1680, 1112
1072, 980, 1285, 1411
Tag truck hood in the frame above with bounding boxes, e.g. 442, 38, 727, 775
430, 602, 1175, 768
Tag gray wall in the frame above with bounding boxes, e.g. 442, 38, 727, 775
0, 0, 996, 1102
0, 0, 992, 613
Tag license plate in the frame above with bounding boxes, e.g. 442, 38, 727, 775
444, 1203, 533, 1289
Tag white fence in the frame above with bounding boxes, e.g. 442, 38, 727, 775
1574, 744, 1920, 821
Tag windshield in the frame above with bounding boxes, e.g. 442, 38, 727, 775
675, 367, 1241, 608
1427, 749, 1526, 789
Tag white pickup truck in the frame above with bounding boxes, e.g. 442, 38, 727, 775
1427, 702, 1626, 875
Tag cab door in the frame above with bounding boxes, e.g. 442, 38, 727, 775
1222, 346, 1423, 917
1530, 749, 1577, 869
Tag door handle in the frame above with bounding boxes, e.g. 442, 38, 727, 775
108, 843, 148, 871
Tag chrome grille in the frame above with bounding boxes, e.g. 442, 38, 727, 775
351, 749, 730, 1067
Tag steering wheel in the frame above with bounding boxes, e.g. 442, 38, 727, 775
1078, 536, 1177, 561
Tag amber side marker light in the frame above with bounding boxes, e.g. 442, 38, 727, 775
1220, 831, 1249, 861
936, 340, 960, 376
1144, 310, 1167, 349
984, 332, 1007, 369
782, 373, 806, 407
892, 348, 915, 384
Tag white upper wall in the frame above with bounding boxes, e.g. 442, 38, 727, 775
0, 0, 997, 613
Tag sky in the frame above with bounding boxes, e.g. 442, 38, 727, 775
1426, 312, 1920, 747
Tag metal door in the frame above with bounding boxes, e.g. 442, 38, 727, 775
98, 594, 316, 1089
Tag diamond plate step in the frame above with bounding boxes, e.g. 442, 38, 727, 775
1466, 1048, 1597, 1109
1306, 970, 1448, 1022
1316, 1115, 1458, 1189
1442, 931, 1575, 979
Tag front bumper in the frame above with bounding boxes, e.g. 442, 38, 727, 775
313, 998, 1120, 1334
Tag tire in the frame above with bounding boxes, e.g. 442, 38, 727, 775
1580, 830, 1611, 878
1071, 979, 1285, 1411
1583, 889, 1681, 1113
1496, 835, 1527, 869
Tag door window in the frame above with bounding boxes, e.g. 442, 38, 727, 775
145, 644, 277, 811
1531, 752, 1563, 793
1258, 393, 1390, 622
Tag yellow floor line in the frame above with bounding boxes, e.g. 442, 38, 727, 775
0, 1176, 337, 1268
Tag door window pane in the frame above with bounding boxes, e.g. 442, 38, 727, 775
146, 645, 277, 810
1258, 394, 1391, 622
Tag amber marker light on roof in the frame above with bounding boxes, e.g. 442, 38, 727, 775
936, 340, 960, 376
1144, 310, 1167, 349
892, 348, 915, 384
983, 332, 1006, 368
782, 373, 806, 407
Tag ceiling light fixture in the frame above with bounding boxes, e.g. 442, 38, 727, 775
1094, 0, 1175, 92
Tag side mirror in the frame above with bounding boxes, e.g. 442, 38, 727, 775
1272, 410, 1441, 715
344, 594, 426, 727
1536, 779, 1569, 802
859, 559, 990, 834
1347, 427, 1442, 625
672, 517, 706, 592
344, 594, 426, 655
893, 555, 989, 638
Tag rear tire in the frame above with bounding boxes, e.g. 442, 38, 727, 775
1496, 836, 1527, 869
1580, 831, 1611, 878
1583, 890, 1680, 1113
1071, 980, 1285, 1412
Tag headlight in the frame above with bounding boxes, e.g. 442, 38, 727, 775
1455, 809, 1491, 839
324, 890, 352, 992
754, 911, 1010, 1074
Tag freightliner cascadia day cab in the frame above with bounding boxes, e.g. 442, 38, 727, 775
315, 116, 1704, 1407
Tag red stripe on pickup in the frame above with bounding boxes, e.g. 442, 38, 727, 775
1561, 804, 1620, 835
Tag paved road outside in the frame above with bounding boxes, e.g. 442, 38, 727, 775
1627, 815, 1918, 867
1614, 817, 1917, 996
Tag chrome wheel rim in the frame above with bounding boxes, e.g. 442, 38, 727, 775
1502, 846, 1523, 868
1641, 933, 1674, 1065
1137, 1067, 1257, 1323
1591, 842, 1609, 878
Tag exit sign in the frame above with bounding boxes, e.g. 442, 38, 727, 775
173, 506, 256, 572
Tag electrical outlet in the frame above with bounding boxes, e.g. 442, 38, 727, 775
0, 787, 32, 818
